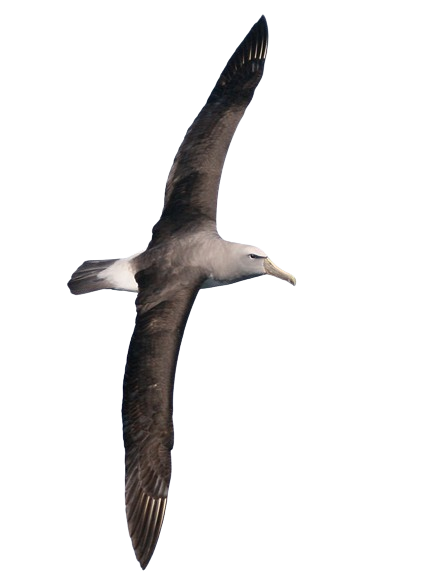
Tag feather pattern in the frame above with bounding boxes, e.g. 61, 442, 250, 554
150, 16, 268, 243
122, 16, 269, 569
122, 268, 204, 568
66, 15, 297, 573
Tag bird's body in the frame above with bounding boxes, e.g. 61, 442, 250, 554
68, 16, 295, 570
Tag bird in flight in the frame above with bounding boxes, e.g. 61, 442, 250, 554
68, 15, 295, 570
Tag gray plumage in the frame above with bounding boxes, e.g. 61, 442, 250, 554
68, 15, 295, 570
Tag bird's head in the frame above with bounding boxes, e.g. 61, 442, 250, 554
230, 243, 296, 285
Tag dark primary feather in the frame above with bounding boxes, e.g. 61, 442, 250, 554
122, 16, 268, 570
150, 16, 268, 244
122, 269, 204, 569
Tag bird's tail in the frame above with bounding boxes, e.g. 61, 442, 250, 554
68, 256, 139, 295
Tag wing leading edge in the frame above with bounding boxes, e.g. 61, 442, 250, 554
150, 16, 268, 243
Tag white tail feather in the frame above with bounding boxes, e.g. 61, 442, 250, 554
68, 257, 139, 295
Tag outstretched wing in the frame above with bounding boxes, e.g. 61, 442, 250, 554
122, 270, 202, 569
150, 16, 268, 242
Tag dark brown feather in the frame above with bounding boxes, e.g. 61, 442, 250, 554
122, 269, 203, 569
150, 16, 268, 244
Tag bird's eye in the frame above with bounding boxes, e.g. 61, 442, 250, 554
249, 253, 258, 259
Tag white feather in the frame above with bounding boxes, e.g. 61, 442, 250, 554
98, 255, 139, 292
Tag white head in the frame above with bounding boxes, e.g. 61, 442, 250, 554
230, 244, 270, 280
203, 240, 296, 287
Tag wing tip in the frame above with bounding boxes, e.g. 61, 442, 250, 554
230, 14, 269, 68
208, 15, 269, 104
127, 494, 167, 570
256, 15, 268, 35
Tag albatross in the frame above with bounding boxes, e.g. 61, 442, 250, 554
68, 15, 295, 570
